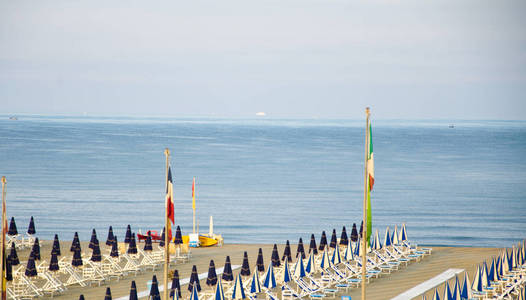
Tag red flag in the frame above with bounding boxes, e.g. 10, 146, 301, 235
166, 167, 174, 237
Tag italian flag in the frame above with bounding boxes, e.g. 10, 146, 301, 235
366, 122, 374, 244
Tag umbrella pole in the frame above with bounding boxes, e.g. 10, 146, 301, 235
1, 177, 6, 300
361, 108, 370, 300
164, 149, 170, 300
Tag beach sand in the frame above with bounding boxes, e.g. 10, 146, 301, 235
15, 241, 502, 300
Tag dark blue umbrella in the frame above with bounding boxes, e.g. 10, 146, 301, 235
6, 259, 12, 282
9, 242, 19, 265
150, 275, 161, 300
359, 221, 364, 239
256, 248, 265, 272
188, 265, 201, 292
222, 256, 234, 281
241, 251, 251, 276
127, 233, 137, 254
27, 216, 36, 235
296, 238, 306, 259
91, 239, 102, 262
105, 287, 112, 300
124, 224, 132, 244
106, 226, 115, 246
72, 248, 83, 267
351, 223, 359, 242
170, 270, 181, 298
174, 226, 183, 245
309, 234, 318, 255
129, 280, 138, 300
271, 244, 280, 267
340, 226, 349, 246
49, 251, 59, 271
282, 240, 292, 262
52, 234, 61, 256
79, 295, 85, 300
8, 217, 17, 236
31, 237, 41, 261
319, 231, 327, 251
144, 232, 153, 251
25, 255, 37, 277
89, 228, 98, 249
329, 229, 337, 249
70, 232, 81, 252
159, 227, 165, 247
110, 236, 119, 258
207, 260, 218, 286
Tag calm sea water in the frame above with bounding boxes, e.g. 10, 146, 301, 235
0, 115, 525, 247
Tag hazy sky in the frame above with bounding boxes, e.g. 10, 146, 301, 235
1, 0, 525, 119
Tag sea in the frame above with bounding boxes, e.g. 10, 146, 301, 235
0, 115, 525, 248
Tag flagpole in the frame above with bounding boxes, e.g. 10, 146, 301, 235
163, 149, 170, 300
361, 107, 370, 300
1, 176, 6, 300
192, 177, 196, 234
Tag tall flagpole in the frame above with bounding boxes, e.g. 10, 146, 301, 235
1, 176, 6, 300
361, 107, 370, 300
192, 177, 196, 234
163, 149, 170, 300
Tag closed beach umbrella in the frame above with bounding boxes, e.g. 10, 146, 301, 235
9, 242, 19, 266
129, 281, 138, 300
105, 287, 112, 300
282, 240, 292, 262
27, 216, 36, 235
481, 262, 490, 288
350, 223, 358, 242
150, 275, 161, 300
5, 260, 12, 282
329, 229, 337, 249
175, 226, 183, 245
512, 247, 517, 269
489, 258, 498, 282
8, 217, 18, 236
320, 248, 331, 270
282, 257, 293, 283
25, 255, 37, 277
359, 221, 364, 239
91, 239, 102, 262
127, 233, 138, 254
31, 237, 41, 260
222, 256, 234, 281
144, 233, 153, 251
256, 248, 264, 272
215, 277, 225, 300
190, 284, 199, 300
263, 262, 276, 289
296, 238, 305, 259
271, 244, 280, 267
461, 272, 472, 299
232, 273, 246, 299
293, 255, 306, 279
207, 260, 218, 286
400, 223, 408, 242
52, 234, 61, 256
392, 225, 399, 245
331, 245, 341, 265
354, 239, 361, 256
309, 234, 318, 255
110, 236, 119, 258
432, 288, 440, 300
125, 224, 132, 244
89, 228, 98, 249
188, 265, 201, 292
384, 227, 392, 247
471, 265, 482, 292
159, 227, 165, 247
171, 270, 182, 298
250, 269, 261, 294
442, 281, 452, 300
241, 252, 250, 276
452, 275, 461, 300
70, 232, 81, 252
72, 248, 83, 267
319, 231, 327, 251
106, 225, 115, 246
372, 229, 382, 250
305, 252, 316, 275
79, 295, 85, 300
49, 252, 59, 272
340, 226, 348, 246
344, 241, 354, 261
502, 250, 511, 273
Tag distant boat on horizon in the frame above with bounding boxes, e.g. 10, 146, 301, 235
255, 112, 266, 117
449, 124, 455, 128
9, 116, 17, 120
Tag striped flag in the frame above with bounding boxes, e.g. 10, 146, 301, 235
366, 121, 374, 244
166, 167, 174, 238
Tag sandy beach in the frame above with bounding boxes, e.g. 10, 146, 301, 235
14, 240, 503, 300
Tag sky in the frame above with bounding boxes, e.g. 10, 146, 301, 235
1, 0, 525, 119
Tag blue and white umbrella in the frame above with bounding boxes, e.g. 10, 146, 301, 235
432, 288, 440, 300
293, 255, 306, 279
371, 229, 382, 250
443, 281, 452, 300
488, 259, 496, 282
461, 272, 472, 300
502, 251, 511, 273
353, 240, 360, 256
331, 245, 342, 265
399, 224, 407, 242
232, 273, 246, 299
452, 275, 461, 300
190, 284, 199, 300
481, 262, 490, 288
319, 248, 331, 270
263, 261, 276, 289
512, 247, 517, 269
282, 258, 293, 283
215, 278, 225, 300
471, 265, 482, 292
384, 227, 392, 247
392, 225, 399, 245
250, 269, 261, 294
344, 241, 354, 261
305, 252, 316, 275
